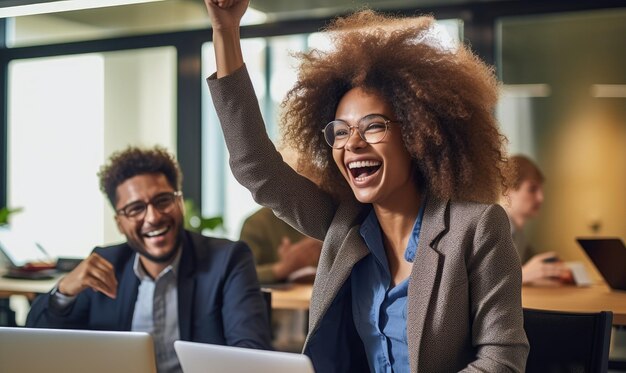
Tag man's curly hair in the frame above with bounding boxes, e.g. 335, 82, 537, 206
98, 146, 182, 207
281, 10, 507, 203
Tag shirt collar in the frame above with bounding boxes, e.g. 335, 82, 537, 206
360, 208, 387, 267
133, 245, 183, 281
359, 194, 427, 265
404, 195, 427, 263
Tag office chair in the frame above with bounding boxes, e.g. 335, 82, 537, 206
523, 308, 613, 373
0, 300, 17, 327
261, 288, 272, 336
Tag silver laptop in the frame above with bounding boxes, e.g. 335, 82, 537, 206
577, 237, 626, 291
174, 341, 315, 373
0, 327, 157, 373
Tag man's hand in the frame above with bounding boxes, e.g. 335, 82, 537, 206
272, 237, 322, 281
522, 251, 573, 286
57, 253, 118, 299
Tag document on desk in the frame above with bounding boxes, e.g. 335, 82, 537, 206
565, 261, 593, 286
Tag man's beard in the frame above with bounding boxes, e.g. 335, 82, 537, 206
128, 223, 183, 264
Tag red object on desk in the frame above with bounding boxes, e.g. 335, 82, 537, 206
20, 262, 57, 272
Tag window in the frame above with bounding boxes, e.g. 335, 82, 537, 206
7, 47, 176, 258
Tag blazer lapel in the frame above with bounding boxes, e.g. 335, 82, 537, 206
177, 232, 196, 341
407, 197, 448, 372
119, 251, 140, 330
306, 202, 369, 341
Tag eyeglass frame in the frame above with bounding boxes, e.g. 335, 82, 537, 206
116, 190, 183, 220
321, 115, 400, 149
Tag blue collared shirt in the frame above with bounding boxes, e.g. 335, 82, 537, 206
131, 250, 182, 373
351, 200, 425, 373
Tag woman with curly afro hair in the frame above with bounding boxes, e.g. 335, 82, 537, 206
204, 0, 528, 372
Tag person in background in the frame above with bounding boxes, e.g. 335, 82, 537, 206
239, 147, 322, 351
240, 146, 322, 285
27, 146, 272, 373
502, 154, 573, 286
203, 1, 528, 372
240, 207, 321, 284
240, 206, 319, 352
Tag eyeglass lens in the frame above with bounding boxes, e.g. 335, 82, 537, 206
119, 192, 179, 219
323, 118, 388, 149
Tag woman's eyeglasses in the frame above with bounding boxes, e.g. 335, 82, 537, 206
321, 116, 398, 149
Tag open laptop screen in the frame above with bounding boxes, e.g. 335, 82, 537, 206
577, 238, 626, 291
0, 327, 157, 373
174, 341, 314, 373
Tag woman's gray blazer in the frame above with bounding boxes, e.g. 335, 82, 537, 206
208, 66, 529, 372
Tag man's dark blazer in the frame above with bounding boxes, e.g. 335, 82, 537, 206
26, 230, 272, 350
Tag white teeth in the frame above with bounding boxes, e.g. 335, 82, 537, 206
348, 160, 381, 169
145, 227, 168, 237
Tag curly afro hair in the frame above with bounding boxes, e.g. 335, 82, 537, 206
281, 10, 507, 203
98, 146, 182, 207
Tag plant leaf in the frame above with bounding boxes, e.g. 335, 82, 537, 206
199, 216, 224, 231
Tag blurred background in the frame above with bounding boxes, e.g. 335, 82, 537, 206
0, 0, 624, 272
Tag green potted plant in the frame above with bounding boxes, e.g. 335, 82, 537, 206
183, 199, 224, 234
0, 207, 22, 227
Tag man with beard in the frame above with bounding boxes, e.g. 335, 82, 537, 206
27, 146, 272, 373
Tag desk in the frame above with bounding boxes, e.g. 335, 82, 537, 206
522, 283, 626, 326
266, 285, 312, 311
5, 272, 625, 325
0, 271, 59, 326
0, 272, 59, 300
266, 283, 626, 326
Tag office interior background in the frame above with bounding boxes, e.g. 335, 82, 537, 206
0, 0, 624, 280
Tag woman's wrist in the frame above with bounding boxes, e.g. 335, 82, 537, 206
213, 28, 243, 78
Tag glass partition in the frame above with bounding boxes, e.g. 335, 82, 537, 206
496, 9, 626, 261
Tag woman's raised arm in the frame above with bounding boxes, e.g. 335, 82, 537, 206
203, 0, 247, 78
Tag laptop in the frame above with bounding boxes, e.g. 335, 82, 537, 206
577, 238, 626, 291
174, 341, 315, 373
0, 228, 52, 268
0, 327, 157, 373
0, 228, 58, 280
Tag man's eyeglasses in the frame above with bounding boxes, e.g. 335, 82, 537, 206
321, 115, 398, 149
116, 191, 182, 220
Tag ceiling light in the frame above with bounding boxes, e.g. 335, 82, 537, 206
501, 84, 551, 97
0, 0, 165, 18
591, 85, 626, 98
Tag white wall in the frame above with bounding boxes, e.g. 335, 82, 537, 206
7, 47, 176, 258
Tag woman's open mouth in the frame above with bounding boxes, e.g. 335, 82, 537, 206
348, 160, 382, 182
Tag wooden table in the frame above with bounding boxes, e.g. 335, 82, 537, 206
4, 271, 625, 326
0, 271, 59, 326
266, 283, 626, 326
265, 284, 313, 311
522, 283, 626, 326
0, 272, 59, 300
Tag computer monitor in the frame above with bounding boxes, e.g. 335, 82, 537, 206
577, 238, 626, 291
174, 341, 315, 373
0, 327, 157, 373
